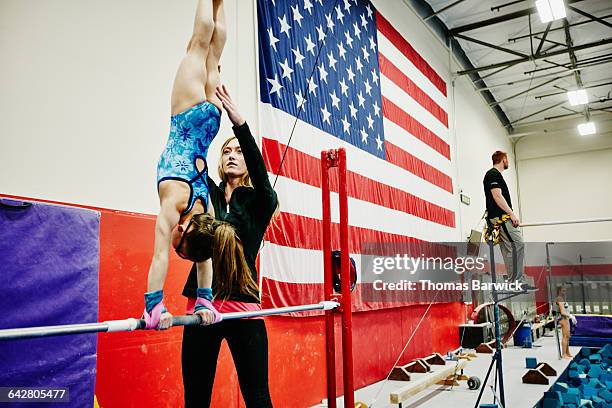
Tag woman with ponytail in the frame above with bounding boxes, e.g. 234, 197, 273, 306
181, 85, 278, 407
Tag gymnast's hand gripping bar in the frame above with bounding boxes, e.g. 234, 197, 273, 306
0, 301, 340, 341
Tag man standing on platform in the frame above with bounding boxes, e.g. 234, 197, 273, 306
483, 151, 535, 290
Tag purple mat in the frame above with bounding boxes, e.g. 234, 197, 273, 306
574, 314, 612, 338
0, 198, 100, 408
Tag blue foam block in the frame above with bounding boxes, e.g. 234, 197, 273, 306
590, 355, 603, 364
553, 382, 569, 393
580, 359, 592, 369
588, 379, 604, 389
589, 365, 604, 378
526, 357, 538, 369
564, 394, 580, 405
599, 389, 612, 403
543, 399, 561, 408
544, 391, 563, 402
583, 386, 599, 398
583, 348, 592, 357
591, 395, 604, 408
478, 405, 498, 408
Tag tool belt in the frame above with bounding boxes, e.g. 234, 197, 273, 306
483, 214, 511, 245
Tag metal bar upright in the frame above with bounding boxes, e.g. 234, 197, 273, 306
337, 148, 355, 408
321, 150, 336, 408
546, 243, 563, 359
321, 148, 354, 408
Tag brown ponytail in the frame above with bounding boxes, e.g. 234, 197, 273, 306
212, 221, 260, 301
184, 213, 260, 301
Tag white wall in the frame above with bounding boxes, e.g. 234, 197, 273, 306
516, 129, 612, 242
0, 0, 257, 214
1, 0, 514, 239
452, 74, 518, 240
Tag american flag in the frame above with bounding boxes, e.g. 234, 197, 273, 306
256, 0, 460, 311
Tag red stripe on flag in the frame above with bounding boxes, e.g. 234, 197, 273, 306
379, 53, 448, 127
384, 141, 453, 193
376, 11, 447, 96
266, 211, 421, 252
263, 138, 455, 227
382, 96, 451, 160
260, 279, 453, 314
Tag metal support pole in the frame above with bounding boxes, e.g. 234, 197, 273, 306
337, 149, 355, 408
521, 217, 612, 227
321, 148, 354, 408
546, 242, 563, 360
322, 150, 337, 408
579, 255, 588, 314
474, 232, 506, 408
489, 240, 506, 408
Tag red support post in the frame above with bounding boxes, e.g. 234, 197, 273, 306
321, 150, 336, 408
337, 149, 354, 408
321, 148, 354, 408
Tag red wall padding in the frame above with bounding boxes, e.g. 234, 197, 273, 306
1, 196, 465, 407
95, 208, 466, 407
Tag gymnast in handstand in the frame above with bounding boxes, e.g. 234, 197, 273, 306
143, 0, 227, 330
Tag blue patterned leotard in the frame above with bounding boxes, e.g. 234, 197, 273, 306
157, 101, 221, 215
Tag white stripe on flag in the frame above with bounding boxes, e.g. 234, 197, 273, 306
382, 118, 453, 178
381, 75, 449, 142
261, 242, 364, 284
376, 34, 448, 110
271, 174, 459, 242
260, 104, 457, 212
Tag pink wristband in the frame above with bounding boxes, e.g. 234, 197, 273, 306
195, 297, 223, 323
143, 301, 166, 329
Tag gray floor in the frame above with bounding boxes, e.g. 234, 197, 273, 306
312, 334, 580, 408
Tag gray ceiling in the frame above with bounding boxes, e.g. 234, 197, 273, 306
421, 0, 612, 136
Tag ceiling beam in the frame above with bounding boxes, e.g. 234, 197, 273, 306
456, 38, 612, 75
453, 33, 529, 57
534, 22, 552, 56
534, 36, 566, 49
567, 5, 612, 29
423, 0, 467, 21
509, 13, 612, 42
508, 101, 567, 126
449, 0, 585, 34
489, 74, 573, 107
491, 0, 527, 13
544, 105, 612, 121
523, 54, 612, 75
535, 81, 612, 99
562, 20, 588, 119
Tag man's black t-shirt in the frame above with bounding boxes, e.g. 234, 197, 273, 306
483, 168, 512, 219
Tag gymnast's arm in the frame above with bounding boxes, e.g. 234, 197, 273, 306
144, 199, 180, 329
215, 85, 278, 211
147, 200, 181, 292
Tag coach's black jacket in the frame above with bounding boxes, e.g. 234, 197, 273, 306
182, 122, 278, 303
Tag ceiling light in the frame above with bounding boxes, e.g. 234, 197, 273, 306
535, 0, 566, 23
577, 122, 596, 136
567, 89, 589, 106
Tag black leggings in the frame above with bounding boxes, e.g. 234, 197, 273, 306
182, 319, 273, 408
